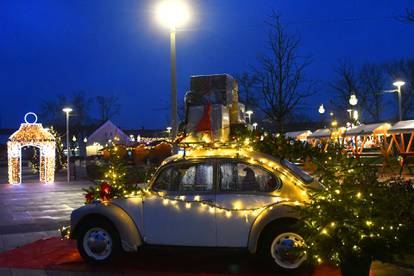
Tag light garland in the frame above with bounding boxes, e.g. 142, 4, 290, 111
7, 117, 56, 184
115, 188, 302, 222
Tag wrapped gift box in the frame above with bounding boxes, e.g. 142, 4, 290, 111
186, 104, 230, 142
186, 74, 234, 107
237, 103, 246, 124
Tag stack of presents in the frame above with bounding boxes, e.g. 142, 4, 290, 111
182, 74, 246, 143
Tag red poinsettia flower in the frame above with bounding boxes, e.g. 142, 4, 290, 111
100, 182, 111, 194
99, 191, 111, 202
85, 192, 94, 204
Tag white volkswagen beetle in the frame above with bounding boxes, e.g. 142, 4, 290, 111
70, 148, 319, 271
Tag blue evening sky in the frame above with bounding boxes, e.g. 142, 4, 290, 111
1, 0, 413, 129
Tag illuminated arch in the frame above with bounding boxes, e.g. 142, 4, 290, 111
8, 113, 56, 184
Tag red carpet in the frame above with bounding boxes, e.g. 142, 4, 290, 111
0, 237, 340, 275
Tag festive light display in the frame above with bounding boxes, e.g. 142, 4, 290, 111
7, 113, 56, 184
298, 146, 414, 271
83, 138, 309, 225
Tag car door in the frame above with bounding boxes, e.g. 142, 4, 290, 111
215, 160, 283, 247
143, 160, 217, 247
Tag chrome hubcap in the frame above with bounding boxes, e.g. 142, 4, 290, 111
83, 227, 112, 260
271, 232, 306, 269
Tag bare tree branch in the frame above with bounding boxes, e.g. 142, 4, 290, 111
359, 64, 385, 122
409, 9, 414, 22
247, 11, 313, 132
385, 59, 414, 119
96, 95, 121, 123
330, 60, 360, 119
396, 8, 414, 23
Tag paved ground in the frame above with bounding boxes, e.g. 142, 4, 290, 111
0, 179, 412, 275
0, 181, 93, 252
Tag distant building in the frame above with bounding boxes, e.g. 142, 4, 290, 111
86, 120, 132, 156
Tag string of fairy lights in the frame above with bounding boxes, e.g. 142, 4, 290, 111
8, 119, 56, 184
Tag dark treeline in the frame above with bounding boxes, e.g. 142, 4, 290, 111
238, 9, 414, 132
40, 92, 120, 137
331, 59, 414, 122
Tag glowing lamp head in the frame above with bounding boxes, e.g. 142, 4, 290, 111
318, 104, 325, 114
349, 94, 358, 106
62, 107, 73, 114
393, 81, 405, 88
166, 126, 172, 133
156, 0, 190, 29
245, 110, 253, 116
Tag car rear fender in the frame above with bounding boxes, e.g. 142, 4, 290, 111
70, 203, 143, 252
248, 204, 300, 254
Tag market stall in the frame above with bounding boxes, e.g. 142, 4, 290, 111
285, 130, 312, 142
344, 123, 391, 158
307, 128, 331, 150
386, 120, 414, 174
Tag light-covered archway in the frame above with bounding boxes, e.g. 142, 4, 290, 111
8, 113, 56, 184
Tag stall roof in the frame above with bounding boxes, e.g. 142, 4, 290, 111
308, 128, 330, 138
285, 130, 312, 139
388, 120, 414, 134
345, 123, 391, 136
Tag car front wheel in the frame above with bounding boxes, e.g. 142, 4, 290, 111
77, 218, 121, 264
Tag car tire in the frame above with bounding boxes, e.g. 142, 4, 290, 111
259, 224, 307, 272
76, 217, 121, 264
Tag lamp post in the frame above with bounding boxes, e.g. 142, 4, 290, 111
156, 0, 190, 142
348, 93, 358, 125
245, 110, 253, 124
318, 104, 325, 114
252, 122, 258, 131
62, 107, 73, 183
166, 126, 172, 141
393, 81, 405, 121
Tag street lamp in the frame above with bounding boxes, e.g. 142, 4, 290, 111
349, 94, 358, 106
318, 104, 325, 114
393, 80, 405, 121
62, 107, 73, 183
156, 0, 190, 142
348, 94, 358, 124
252, 122, 258, 130
245, 110, 253, 123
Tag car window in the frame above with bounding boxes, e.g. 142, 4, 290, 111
153, 162, 213, 192
281, 159, 314, 184
220, 162, 282, 192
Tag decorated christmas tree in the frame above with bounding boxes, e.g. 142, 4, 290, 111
297, 147, 414, 276
84, 141, 139, 203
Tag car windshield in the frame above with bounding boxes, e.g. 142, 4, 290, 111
281, 159, 314, 184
